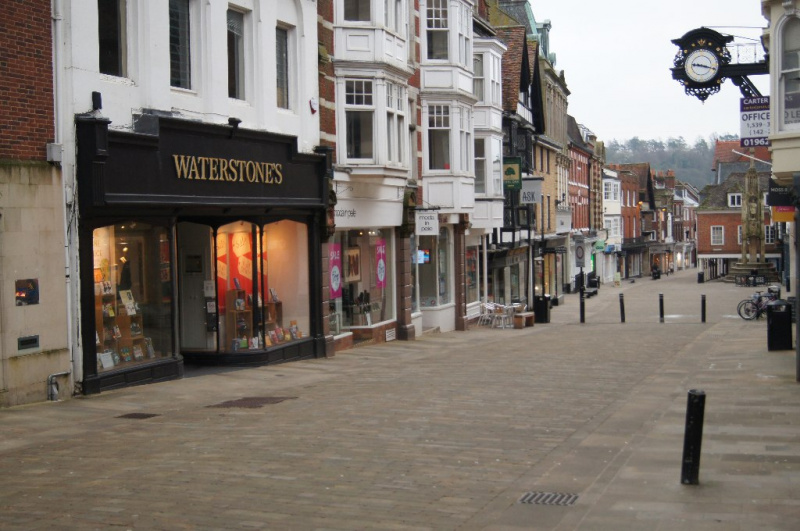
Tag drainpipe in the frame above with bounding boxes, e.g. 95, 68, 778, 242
47, 371, 71, 401
52, 0, 77, 387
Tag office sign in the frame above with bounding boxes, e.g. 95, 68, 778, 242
740, 97, 770, 148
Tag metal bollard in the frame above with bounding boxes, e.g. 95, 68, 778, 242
579, 287, 585, 323
619, 293, 625, 323
681, 389, 706, 485
659, 293, 664, 323
701, 294, 706, 323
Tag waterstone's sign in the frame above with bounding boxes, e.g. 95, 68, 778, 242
173, 154, 284, 184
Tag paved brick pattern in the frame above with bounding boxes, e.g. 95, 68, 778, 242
1, 271, 798, 530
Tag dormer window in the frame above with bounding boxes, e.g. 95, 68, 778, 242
728, 193, 742, 207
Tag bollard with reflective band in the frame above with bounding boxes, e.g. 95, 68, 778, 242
681, 389, 706, 485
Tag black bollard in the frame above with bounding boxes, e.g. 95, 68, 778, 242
619, 293, 625, 323
659, 293, 664, 323
701, 294, 706, 323
579, 287, 585, 323
681, 389, 706, 485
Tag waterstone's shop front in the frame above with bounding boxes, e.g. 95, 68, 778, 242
76, 116, 329, 394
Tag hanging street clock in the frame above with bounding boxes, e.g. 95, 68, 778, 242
671, 27, 768, 102
671, 28, 732, 102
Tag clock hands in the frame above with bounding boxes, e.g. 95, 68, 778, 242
691, 62, 717, 71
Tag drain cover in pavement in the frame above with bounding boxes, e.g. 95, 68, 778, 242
116, 412, 160, 419
518, 492, 578, 506
207, 396, 297, 409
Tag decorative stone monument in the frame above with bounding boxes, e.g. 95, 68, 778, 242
729, 158, 777, 282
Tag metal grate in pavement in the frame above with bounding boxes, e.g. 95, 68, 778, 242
518, 492, 579, 506
207, 396, 297, 409
116, 412, 160, 419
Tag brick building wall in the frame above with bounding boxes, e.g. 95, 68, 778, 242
0, 0, 55, 160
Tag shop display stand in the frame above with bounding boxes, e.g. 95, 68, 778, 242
95, 287, 150, 369
225, 289, 252, 349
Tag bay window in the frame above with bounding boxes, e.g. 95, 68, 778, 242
474, 138, 486, 193
473, 54, 484, 101
428, 104, 450, 170
345, 79, 375, 160
386, 82, 406, 165
782, 17, 800, 129
345, 0, 371, 22
427, 0, 448, 60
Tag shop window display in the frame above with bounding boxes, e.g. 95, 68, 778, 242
419, 228, 450, 307
328, 229, 395, 333
465, 247, 478, 304
176, 220, 310, 354
93, 223, 173, 373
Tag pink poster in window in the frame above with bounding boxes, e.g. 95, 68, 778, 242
329, 243, 342, 298
376, 239, 387, 289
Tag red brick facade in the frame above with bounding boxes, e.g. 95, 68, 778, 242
0, 0, 54, 161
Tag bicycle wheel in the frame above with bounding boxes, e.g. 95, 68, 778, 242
737, 299, 750, 315
739, 300, 758, 320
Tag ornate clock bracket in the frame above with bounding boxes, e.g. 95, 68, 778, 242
671, 27, 769, 102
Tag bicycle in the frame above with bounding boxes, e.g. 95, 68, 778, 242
737, 291, 777, 320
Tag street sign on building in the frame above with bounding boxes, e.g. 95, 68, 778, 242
740, 96, 770, 148
503, 157, 521, 190
520, 178, 542, 204
415, 210, 439, 236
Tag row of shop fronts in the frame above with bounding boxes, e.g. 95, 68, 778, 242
73, 114, 697, 396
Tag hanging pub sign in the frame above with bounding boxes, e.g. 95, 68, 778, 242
503, 157, 521, 191
415, 210, 439, 236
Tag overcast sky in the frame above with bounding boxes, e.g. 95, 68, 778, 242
533, 0, 770, 144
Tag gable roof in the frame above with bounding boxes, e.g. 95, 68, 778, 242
567, 115, 591, 153
712, 140, 771, 169
700, 170, 771, 209
494, 25, 529, 113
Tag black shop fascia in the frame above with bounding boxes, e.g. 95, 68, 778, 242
76, 115, 331, 395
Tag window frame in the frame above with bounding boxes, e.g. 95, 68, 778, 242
169, 0, 191, 89
474, 137, 486, 194
344, 79, 376, 162
427, 104, 451, 171
727, 193, 742, 208
344, 0, 371, 22
711, 225, 724, 246
426, 0, 449, 61
227, 8, 246, 100
473, 53, 485, 102
276, 25, 291, 110
98, 0, 127, 77
780, 16, 800, 130
386, 82, 407, 167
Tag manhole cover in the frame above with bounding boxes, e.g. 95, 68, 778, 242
116, 412, 160, 419
518, 492, 578, 506
207, 396, 297, 409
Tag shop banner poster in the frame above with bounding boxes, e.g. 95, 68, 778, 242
376, 239, 387, 289
330, 243, 342, 298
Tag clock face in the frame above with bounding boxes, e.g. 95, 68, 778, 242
684, 48, 720, 83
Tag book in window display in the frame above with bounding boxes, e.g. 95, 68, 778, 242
145, 338, 155, 358
132, 344, 144, 361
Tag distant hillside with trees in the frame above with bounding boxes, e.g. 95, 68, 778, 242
605, 134, 738, 189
